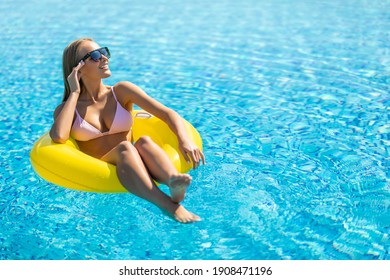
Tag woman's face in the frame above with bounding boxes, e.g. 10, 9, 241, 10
78, 41, 111, 79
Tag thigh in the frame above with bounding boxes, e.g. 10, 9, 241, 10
100, 141, 137, 165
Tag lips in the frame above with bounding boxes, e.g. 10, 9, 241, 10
99, 64, 109, 69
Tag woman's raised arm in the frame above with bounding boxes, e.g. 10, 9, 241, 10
115, 81, 205, 169
50, 61, 85, 143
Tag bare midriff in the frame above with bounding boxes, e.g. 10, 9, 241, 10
76, 131, 132, 160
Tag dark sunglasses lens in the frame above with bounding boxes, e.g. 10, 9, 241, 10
101, 48, 110, 58
90, 50, 102, 61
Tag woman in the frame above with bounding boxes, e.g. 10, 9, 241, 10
50, 38, 205, 223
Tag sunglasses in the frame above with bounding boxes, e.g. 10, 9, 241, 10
79, 47, 110, 63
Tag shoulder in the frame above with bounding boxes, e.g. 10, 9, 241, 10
113, 81, 148, 101
113, 81, 144, 94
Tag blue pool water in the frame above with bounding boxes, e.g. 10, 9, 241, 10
1, 0, 389, 260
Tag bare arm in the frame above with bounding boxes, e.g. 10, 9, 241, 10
50, 61, 85, 143
49, 92, 79, 143
115, 81, 205, 169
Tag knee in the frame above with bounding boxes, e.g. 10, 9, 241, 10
134, 136, 153, 149
117, 141, 136, 157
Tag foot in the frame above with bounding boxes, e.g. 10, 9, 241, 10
168, 174, 192, 203
173, 205, 201, 223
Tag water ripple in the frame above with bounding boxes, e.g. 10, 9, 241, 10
1, 0, 389, 260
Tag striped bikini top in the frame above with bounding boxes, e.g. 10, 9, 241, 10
71, 87, 133, 141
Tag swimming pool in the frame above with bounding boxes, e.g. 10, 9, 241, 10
1, 0, 389, 259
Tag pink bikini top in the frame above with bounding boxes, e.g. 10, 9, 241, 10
71, 87, 133, 141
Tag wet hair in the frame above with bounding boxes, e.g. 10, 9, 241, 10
61, 38, 94, 101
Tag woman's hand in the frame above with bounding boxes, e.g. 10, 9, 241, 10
67, 61, 85, 94
113, 82, 206, 169
179, 139, 205, 169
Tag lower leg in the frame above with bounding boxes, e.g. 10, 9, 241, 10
116, 156, 200, 223
134, 137, 191, 202
101, 142, 200, 222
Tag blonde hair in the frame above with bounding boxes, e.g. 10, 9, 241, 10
61, 38, 94, 101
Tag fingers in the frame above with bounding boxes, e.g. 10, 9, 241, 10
185, 147, 205, 170
68, 61, 85, 78
190, 150, 200, 169
67, 61, 85, 93
199, 150, 206, 165
75, 61, 84, 80
180, 147, 191, 165
179, 141, 206, 170
75, 60, 85, 71
194, 149, 205, 169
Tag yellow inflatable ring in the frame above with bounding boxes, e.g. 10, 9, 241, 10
30, 110, 203, 193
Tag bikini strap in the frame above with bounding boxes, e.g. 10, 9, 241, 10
74, 108, 81, 117
111, 86, 118, 102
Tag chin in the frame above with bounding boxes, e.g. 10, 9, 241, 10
102, 70, 112, 78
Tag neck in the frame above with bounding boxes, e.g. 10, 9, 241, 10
80, 79, 106, 103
